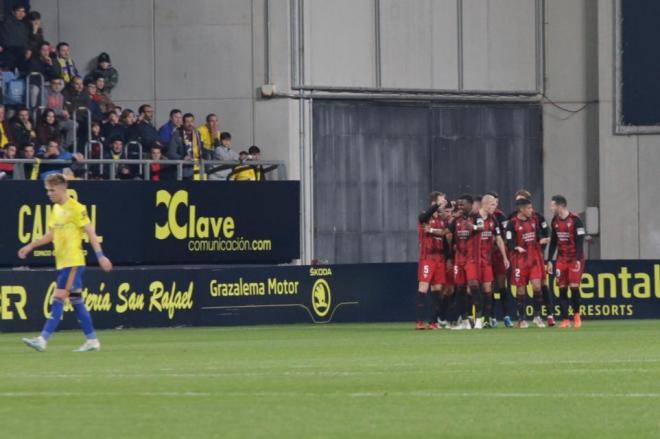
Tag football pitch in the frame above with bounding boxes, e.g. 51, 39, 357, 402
1, 321, 659, 438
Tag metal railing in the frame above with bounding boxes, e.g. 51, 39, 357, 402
72, 107, 92, 156
26, 72, 45, 110
0, 158, 288, 181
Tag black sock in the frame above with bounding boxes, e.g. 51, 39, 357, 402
429, 291, 441, 324
501, 285, 512, 317
559, 287, 569, 320
415, 292, 427, 322
570, 287, 581, 315
470, 286, 483, 318
455, 287, 467, 319
484, 292, 493, 320
461, 288, 470, 319
533, 290, 542, 317
516, 294, 526, 320
439, 294, 450, 321
541, 285, 553, 317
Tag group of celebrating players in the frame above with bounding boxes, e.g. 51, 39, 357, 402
416, 189, 586, 330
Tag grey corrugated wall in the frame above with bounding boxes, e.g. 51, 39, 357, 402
313, 100, 543, 264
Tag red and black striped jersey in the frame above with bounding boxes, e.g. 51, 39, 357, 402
549, 212, 585, 261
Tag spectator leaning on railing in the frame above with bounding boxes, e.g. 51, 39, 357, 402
103, 136, 134, 180
230, 150, 256, 181
21, 142, 40, 180
211, 131, 238, 180
38, 137, 83, 179
149, 140, 174, 181
248, 145, 269, 181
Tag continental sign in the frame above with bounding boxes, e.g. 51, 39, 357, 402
0, 261, 658, 333
0, 181, 300, 266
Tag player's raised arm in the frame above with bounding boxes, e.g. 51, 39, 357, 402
18, 229, 54, 259
83, 223, 113, 272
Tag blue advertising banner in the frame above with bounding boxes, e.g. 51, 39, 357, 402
0, 181, 300, 266
0, 261, 658, 333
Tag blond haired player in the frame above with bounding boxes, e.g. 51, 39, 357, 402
18, 174, 112, 352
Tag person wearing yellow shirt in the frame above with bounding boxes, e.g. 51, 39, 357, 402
18, 174, 113, 352
230, 151, 257, 181
196, 113, 222, 152
0, 105, 9, 149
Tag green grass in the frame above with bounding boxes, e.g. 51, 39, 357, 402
1, 321, 659, 438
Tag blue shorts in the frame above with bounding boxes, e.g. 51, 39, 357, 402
56, 266, 85, 292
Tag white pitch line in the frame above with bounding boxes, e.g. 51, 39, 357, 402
0, 391, 658, 399
1, 366, 656, 380
349, 391, 660, 398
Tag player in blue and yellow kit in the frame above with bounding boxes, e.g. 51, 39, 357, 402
18, 173, 113, 352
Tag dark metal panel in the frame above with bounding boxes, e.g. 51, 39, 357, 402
313, 100, 542, 263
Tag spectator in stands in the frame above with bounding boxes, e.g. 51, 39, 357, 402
148, 141, 174, 181
0, 105, 10, 149
38, 137, 83, 179
0, 142, 17, 179
22, 142, 40, 180
127, 104, 159, 150
92, 75, 115, 114
84, 81, 103, 121
118, 109, 136, 141
103, 136, 133, 179
28, 41, 60, 108
248, 145, 270, 181
90, 121, 105, 146
85, 52, 118, 94
45, 78, 75, 147
167, 113, 210, 179
105, 136, 124, 160
36, 108, 60, 146
211, 131, 238, 180
101, 111, 123, 146
229, 150, 257, 181
9, 107, 37, 149
197, 113, 222, 152
158, 109, 182, 144
64, 75, 91, 130
55, 42, 78, 84
26, 10, 44, 55
0, 4, 30, 72
84, 121, 104, 178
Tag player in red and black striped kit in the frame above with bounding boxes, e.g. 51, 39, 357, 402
546, 195, 586, 328
474, 194, 510, 328
487, 191, 514, 328
446, 194, 481, 330
416, 192, 450, 330
508, 190, 556, 326
505, 198, 548, 328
